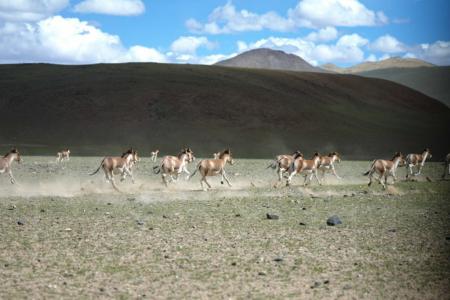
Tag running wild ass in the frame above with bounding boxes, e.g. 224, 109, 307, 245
153, 148, 195, 186
189, 149, 234, 191
318, 152, 342, 179
56, 149, 70, 163
405, 148, 432, 178
363, 152, 405, 189
442, 153, 450, 179
268, 151, 303, 186
90, 148, 139, 192
150, 150, 159, 162
286, 152, 322, 186
0, 148, 21, 184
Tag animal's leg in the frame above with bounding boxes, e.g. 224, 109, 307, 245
202, 176, 212, 190
200, 177, 206, 191
407, 164, 414, 178
183, 166, 191, 180
415, 164, 424, 176
162, 174, 169, 187
314, 170, 322, 185
124, 168, 135, 184
378, 171, 386, 189
286, 170, 297, 186
8, 170, 16, 184
303, 174, 310, 186
331, 165, 341, 179
368, 170, 373, 186
222, 170, 232, 187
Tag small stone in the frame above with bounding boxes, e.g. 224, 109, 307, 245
136, 220, 144, 225
326, 215, 342, 226
40, 209, 45, 213
273, 257, 283, 262
231, 262, 237, 266
107, 202, 112, 205
7, 205, 16, 210
99, 287, 105, 292
299, 222, 306, 226
235, 214, 241, 217
127, 197, 136, 201
324, 280, 330, 284
17, 220, 25, 226
162, 215, 168, 219
258, 271, 266, 276
302, 207, 307, 210
388, 228, 396, 233
266, 213, 279, 220
343, 284, 351, 290
64, 228, 72, 232
311, 282, 321, 289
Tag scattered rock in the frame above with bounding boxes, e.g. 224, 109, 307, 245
231, 262, 237, 266
266, 213, 279, 220
7, 205, 16, 210
324, 279, 330, 284
326, 215, 342, 226
64, 228, 72, 232
40, 209, 45, 213
302, 207, 307, 211
343, 194, 349, 198
258, 271, 266, 276
273, 257, 283, 262
99, 287, 105, 292
162, 215, 168, 219
17, 220, 25, 226
299, 222, 306, 226
343, 284, 352, 290
127, 197, 136, 201
136, 220, 144, 225
235, 213, 241, 217
311, 282, 321, 289
107, 202, 112, 205
388, 228, 396, 233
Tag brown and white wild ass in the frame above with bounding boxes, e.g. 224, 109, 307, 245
150, 150, 159, 162
363, 152, 405, 189
442, 153, 450, 179
0, 148, 21, 184
405, 148, 432, 178
268, 151, 303, 185
90, 148, 139, 192
318, 152, 342, 179
189, 149, 234, 191
56, 149, 70, 163
286, 152, 322, 186
153, 148, 195, 186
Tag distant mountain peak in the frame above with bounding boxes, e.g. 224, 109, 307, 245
215, 48, 325, 73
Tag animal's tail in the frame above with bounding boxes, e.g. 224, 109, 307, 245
266, 160, 277, 169
152, 165, 161, 174
89, 158, 105, 176
188, 162, 201, 180
362, 160, 376, 176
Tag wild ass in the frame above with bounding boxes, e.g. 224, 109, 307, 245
442, 153, 450, 179
90, 148, 139, 192
189, 149, 234, 191
0, 148, 21, 184
363, 152, 405, 189
286, 152, 322, 186
268, 151, 303, 186
56, 149, 70, 163
153, 148, 195, 186
318, 152, 342, 179
150, 150, 159, 162
405, 148, 432, 178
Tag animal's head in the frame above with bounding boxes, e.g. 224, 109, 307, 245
393, 152, 405, 166
186, 147, 195, 162
329, 151, 341, 163
313, 152, 321, 159
221, 148, 234, 165
10, 148, 21, 163
121, 148, 134, 158
132, 150, 139, 163
293, 151, 304, 160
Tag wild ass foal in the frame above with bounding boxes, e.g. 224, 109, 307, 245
153, 148, 195, 186
189, 149, 234, 191
0, 148, 21, 184
90, 148, 139, 191
56, 149, 70, 163
318, 152, 342, 179
363, 152, 405, 189
286, 152, 322, 186
405, 148, 432, 178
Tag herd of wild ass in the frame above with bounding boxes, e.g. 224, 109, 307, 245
1, 147, 449, 192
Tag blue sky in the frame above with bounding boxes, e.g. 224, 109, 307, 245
0, 0, 449, 66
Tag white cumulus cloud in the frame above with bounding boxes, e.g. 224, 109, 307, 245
74, 0, 145, 16
0, 16, 166, 64
305, 26, 338, 42
170, 36, 215, 55
370, 34, 404, 53
0, 0, 69, 22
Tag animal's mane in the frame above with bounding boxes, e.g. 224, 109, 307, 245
219, 149, 230, 159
